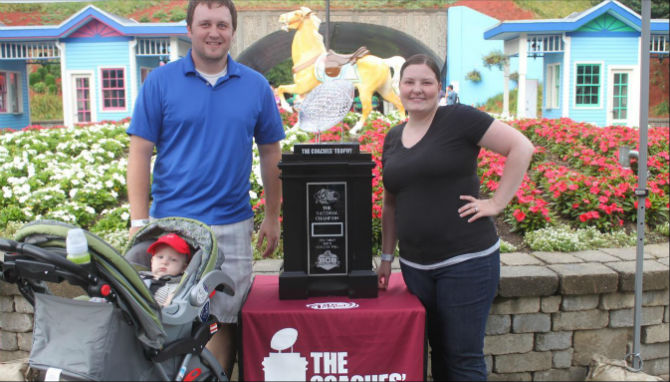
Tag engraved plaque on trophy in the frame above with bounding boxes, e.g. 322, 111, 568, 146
307, 182, 347, 276
278, 81, 377, 299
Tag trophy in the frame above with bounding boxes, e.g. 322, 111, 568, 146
278, 80, 378, 299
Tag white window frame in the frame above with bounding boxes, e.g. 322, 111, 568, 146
606, 65, 638, 127
98, 66, 128, 112
545, 63, 560, 110
573, 61, 604, 110
66, 70, 97, 126
0, 70, 23, 114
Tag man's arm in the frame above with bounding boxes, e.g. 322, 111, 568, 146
127, 135, 155, 237
256, 142, 282, 258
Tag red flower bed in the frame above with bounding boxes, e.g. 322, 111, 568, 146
297, 115, 669, 245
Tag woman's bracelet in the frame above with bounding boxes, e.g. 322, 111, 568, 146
380, 253, 394, 262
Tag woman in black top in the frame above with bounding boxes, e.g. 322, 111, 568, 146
377, 54, 534, 381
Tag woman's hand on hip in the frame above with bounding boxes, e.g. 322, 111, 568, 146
458, 195, 504, 223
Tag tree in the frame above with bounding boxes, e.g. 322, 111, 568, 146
264, 58, 294, 88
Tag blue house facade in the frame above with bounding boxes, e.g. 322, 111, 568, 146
0, 5, 189, 130
485, 0, 669, 127
0, 59, 30, 129
447, 6, 543, 111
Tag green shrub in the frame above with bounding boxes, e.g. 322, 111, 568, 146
29, 92, 63, 121
43, 73, 56, 87
0, 220, 27, 240
656, 221, 669, 237
152, 10, 168, 22
265, 58, 294, 87
652, 101, 669, 117
169, 9, 186, 22
500, 239, 518, 253
480, 88, 518, 115
32, 82, 46, 94
29, 72, 42, 86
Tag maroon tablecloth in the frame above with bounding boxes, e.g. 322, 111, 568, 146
241, 273, 425, 381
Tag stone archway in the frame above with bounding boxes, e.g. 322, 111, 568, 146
236, 21, 445, 77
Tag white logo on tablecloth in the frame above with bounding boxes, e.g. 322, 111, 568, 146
305, 302, 359, 310
262, 328, 408, 381
263, 328, 308, 381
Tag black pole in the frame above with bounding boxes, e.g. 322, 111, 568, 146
325, 0, 331, 51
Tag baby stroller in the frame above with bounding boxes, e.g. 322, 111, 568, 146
0, 217, 234, 381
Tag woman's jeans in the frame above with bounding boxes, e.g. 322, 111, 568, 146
400, 250, 500, 381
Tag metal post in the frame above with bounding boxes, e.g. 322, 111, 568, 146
627, 0, 651, 372
325, 0, 331, 51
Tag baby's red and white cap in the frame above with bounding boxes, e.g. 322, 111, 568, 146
147, 233, 191, 260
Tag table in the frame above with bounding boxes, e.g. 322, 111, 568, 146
240, 273, 426, 381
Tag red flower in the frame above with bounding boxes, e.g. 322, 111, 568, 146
513, 209, 526, 222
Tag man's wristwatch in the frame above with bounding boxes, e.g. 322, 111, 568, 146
130, 218, 151, 228
380, 253, 394, 262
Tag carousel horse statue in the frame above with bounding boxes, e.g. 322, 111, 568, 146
276, 7, 406, 134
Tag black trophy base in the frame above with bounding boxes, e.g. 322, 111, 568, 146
278, 270, 378, 300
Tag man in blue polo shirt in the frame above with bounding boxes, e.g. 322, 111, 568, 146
126, 0, 284, 377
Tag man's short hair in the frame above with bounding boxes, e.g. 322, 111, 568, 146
186, 0, 238, 31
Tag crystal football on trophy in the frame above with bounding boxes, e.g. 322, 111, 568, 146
297, 79, 354, 139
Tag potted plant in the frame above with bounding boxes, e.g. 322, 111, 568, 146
466, 69, 482, 83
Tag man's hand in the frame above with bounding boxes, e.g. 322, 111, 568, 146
256, 216, 280, 258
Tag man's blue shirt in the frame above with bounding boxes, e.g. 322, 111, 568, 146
127, 51, 285, 225
446, 90, 459, 105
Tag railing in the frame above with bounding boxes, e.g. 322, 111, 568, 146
527, 35, 564, 55
0, 41, 59, 60
136, 38, 170, 56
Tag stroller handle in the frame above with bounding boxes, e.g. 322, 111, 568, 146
0, 238, 99, 290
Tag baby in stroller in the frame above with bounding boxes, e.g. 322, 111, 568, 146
142, 233, 192, 306
0, 217, 235, 381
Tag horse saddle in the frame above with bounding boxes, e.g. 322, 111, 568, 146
324, 46, 369, 77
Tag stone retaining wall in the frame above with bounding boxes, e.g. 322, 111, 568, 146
485, 243, 669, 381
1, 243, 669, 381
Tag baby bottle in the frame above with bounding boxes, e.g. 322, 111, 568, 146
66, 228, 91, 265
